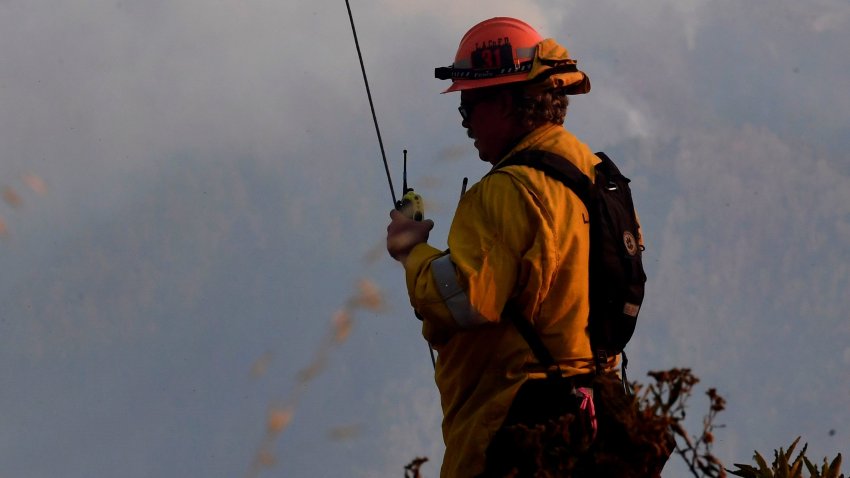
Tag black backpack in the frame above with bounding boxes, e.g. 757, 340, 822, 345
497, 150, 646, 381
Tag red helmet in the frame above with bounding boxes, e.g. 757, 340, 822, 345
435, 17, 590, 95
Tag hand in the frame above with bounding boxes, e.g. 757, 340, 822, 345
386, 209, 434, 264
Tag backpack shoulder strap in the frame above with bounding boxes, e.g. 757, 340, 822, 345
503, 300, 556, 367
498, 149, 597, 378
495, 149, 593, 206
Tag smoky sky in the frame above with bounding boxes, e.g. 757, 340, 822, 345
1, 0, 848, 477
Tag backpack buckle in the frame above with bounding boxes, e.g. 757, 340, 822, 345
594, 349, 608, 374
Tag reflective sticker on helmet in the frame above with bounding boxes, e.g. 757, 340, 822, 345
471, 40, 513, 69
516, 46, 536, 58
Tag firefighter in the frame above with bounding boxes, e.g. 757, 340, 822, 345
387, 17, 621, 477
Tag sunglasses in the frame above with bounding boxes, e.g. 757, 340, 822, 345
458, 91, 502, 122
457, 103, 476, 122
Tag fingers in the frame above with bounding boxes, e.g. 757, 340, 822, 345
389, 208, 434, 227
386, 210, 435, 262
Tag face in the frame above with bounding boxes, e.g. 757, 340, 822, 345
459, 89, 511, 164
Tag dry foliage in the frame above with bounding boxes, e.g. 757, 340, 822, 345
474, 369, 711, 477
401, 370, 690, 477
402, 368, 844, 477
729, 437, 844, 478
404, 457, 429, 478
637, 368, 727, 477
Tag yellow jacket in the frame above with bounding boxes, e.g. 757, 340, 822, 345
403, 124, 609, 477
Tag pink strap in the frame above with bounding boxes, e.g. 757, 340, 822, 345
576, 387, 598, 441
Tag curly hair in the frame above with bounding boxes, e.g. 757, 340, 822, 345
511, 87, 570, 130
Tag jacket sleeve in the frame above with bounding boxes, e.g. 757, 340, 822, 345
402, 171, 543, 345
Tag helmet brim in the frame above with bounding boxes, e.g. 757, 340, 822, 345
440, 73, 531, 94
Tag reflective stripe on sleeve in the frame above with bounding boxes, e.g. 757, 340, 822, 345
431, 254, 487, 328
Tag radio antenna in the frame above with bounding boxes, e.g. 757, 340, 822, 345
343, 0, 397, 205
